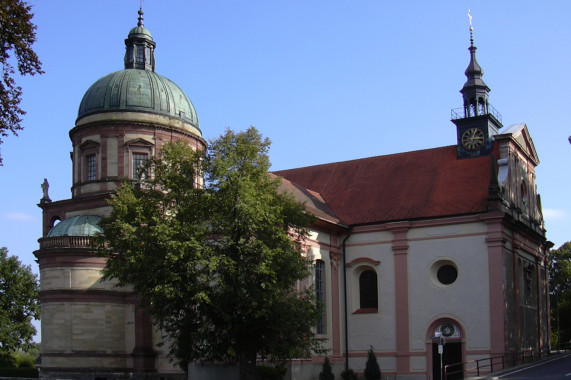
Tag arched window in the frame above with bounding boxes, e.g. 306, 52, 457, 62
359, 270, 378, 310
315, 260, 325, 334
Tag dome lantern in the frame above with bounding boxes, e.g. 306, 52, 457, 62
124, 7, 156, 71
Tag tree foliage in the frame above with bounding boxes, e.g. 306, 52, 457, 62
0, 0, 43, 165
548, 242, 571, 345
99, 128, 322, 380
0, 247, 40, 360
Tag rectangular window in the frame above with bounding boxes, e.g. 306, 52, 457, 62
86, 154, 97, 181
315, 260, 326, 334
136, 46, 144, 64
132, 153, 148, 180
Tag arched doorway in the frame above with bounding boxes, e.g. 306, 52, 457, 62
429, 321, 463, 380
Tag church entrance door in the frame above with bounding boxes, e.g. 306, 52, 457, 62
432, 341, 462, 380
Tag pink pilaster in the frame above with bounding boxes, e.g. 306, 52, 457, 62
330, 250, 342, 357
389, 223, 410, 373
482, 213, 506, 356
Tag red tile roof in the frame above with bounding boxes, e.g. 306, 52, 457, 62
273, 174, 343, 226
273, 145, 492, 226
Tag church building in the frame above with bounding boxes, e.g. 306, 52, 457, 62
34, 9, 550, 380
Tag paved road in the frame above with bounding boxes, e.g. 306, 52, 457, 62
493, 353, 571, 379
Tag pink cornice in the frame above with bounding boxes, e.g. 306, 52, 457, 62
351, 214, 488, 234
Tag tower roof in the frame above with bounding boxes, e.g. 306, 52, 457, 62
461, 37, 490, 94
76, 8, 200, 135
460, 16, 490, 101
127, 7, 153, 40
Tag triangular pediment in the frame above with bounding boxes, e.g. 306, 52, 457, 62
497, 123, 539, 165
79, 139, 101, 150
124, 138, 154, 147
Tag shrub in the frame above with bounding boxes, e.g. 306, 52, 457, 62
341, 368, 358, 380
256, 364, 287, 380
364, 347, 381, 380
0, 367, 39, 378
319, 357, 335, 380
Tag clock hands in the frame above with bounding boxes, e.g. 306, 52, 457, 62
462, 128, 484, 150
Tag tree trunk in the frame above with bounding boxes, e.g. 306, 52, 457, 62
239, 348, 257, 380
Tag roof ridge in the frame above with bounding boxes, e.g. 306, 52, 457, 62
273, 145, 457, 172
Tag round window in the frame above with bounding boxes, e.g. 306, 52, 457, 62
437, 265, 458, 285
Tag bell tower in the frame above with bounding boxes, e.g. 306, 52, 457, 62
451, 12, 502, 159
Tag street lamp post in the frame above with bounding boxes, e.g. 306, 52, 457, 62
431, 332, 447, 380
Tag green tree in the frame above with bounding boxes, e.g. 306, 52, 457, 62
364, 347, 381, 380
0, 0, 43, 165
548, 242, 571, 345
99, 128, 322, 380
0, 247, 40, 361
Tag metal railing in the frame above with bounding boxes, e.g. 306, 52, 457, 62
450, 103, 502, 123
443, 345, 569, 379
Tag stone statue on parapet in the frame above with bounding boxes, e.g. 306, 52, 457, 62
41, 178, 51, 203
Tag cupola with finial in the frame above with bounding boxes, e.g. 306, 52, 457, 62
124, 7, 156, 71
451, 10, 503, 159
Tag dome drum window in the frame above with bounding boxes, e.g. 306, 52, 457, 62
125, 138, 154, 181
79, 140, 101, 183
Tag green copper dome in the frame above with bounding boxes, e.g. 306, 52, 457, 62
127, 23, 152, 40
76, 8, 200, 134
77, 69, 200, 130
47, 215, 102, 237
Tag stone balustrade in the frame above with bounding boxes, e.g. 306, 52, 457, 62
39, 236, 96, 249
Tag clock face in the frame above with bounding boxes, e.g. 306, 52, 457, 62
461, 128, 485, 150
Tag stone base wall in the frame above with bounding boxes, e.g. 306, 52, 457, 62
39, 370, 186, 380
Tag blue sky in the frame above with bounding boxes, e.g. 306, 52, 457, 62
1, 0, 569, 283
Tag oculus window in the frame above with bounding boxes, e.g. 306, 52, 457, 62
437, 265, 458, 285
430, 260, 459, 286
